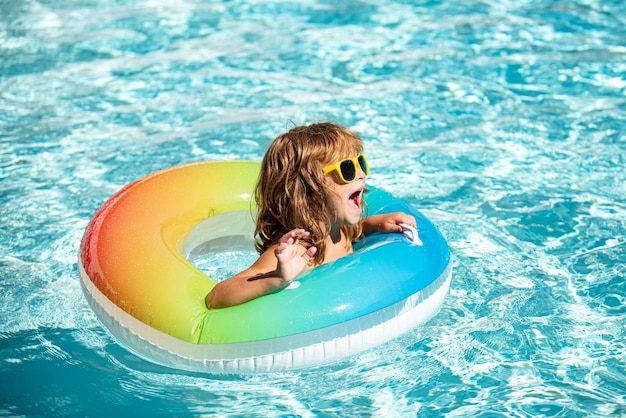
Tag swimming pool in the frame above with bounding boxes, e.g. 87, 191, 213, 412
1, 0, 625, 415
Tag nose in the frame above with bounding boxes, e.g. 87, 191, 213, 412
356, 166, 367, 180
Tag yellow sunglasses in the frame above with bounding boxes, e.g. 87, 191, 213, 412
322, 154, 369, 183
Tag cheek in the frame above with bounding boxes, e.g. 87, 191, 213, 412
326, 188, 343, 212
326, 171, 344, 185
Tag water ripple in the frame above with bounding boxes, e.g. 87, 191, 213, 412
1, 0, 625, 416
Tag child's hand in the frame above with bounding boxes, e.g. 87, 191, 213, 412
364, 212, 416, 234
274, 229, 317, 285
206, 229, 316, 309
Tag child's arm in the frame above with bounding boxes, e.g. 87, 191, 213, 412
362, 212, 416, 235
205, 229, 316, 309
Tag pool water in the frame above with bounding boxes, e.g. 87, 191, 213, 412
1, 0, 625, 416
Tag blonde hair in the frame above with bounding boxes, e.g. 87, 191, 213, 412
254, 122, 364, 265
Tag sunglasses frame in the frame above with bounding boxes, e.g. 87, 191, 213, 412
322, 154, 369, 183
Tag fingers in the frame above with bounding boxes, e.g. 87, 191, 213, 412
382, 213, 416, 232
274, 231, 316, 283
275, 229, 313, 258
302, 246, 317, 261
279, 229, 310, 244
393, 213, 416, 228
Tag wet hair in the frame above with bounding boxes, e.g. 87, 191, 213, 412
254, 122, 364, 265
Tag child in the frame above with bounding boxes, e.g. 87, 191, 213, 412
205, 122, 416, 309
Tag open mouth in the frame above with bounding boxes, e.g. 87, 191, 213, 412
349, 189, 363, 211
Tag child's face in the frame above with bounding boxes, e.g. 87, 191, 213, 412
325, 157, 367, 227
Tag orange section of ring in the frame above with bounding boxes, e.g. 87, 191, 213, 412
80, 161, 260, 342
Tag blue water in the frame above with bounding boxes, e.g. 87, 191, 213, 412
1, 0, 625, 416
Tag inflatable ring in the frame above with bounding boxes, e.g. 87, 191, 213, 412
79, 161, 452, 373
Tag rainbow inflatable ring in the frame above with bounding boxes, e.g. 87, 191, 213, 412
79, 161, 452, 373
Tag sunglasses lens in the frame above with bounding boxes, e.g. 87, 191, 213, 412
339, 159, 356, 182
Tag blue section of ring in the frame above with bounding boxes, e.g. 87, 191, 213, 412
290, 186, 452, 324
